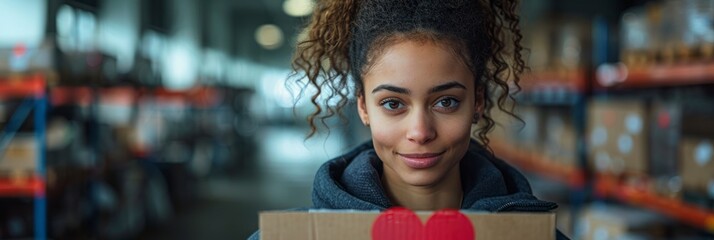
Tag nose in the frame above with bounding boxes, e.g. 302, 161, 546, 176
406, 110, 436, 144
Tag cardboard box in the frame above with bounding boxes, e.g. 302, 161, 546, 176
488, 104, 540, 150
543, 108, 577, 167
679, 137, 714, 200
513, 105, 543, 152
0, 135, 37, 174
260, 209, 556, 240
486, 106, 513, 144
650, 102, 714, 174
577, 205, 668, 240
649, 102, 714, 198
587, 100, 648, 176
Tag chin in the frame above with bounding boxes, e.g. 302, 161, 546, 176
399, 169, 449, 187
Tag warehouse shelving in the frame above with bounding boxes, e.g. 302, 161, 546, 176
50, 85, 220, 108
502, 61, 714, 236
595, 62, 714, 89
0, 73, 47, 240
590, 62, 714, 233
498, 68, 592, 237
41, 82, 223, 239
522, 69, 589, 93
0, 74, 45, 99
50, 86, 93, 106
595, 174, 714, 233
491, 140, 585, 188
494, 138, 714, 234
509, 70, 589, 187
0, 175, 44, 197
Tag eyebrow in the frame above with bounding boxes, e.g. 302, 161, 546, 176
371, 85, 410, 94
429, 81, 467, 93
371, 81, 467, 94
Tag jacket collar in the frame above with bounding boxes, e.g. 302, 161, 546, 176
312, 140, 557, 212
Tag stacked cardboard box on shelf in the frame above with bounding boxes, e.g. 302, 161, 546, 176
523, 17, 591, 74
648, 101, 714, 204
587, 98, 714, 208
490, 105, 578, 168
487, 105, 515, 144
680, 137, 714, 208
679, 111, 714, 209
576, 204, 671, 240
513, 105, 543, 152
621, 6, 652, 67
0, 134, 37, 178
587, 100, 649, 177
543, 108, 577, 168
621, 0, 714, 65
488, 104, 542, 152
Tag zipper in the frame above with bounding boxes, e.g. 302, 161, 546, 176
495, 200, 558, 212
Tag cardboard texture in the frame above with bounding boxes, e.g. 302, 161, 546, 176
679, 137, 714, 199
260, 210, 556, 240
0, 135, 37, 174
587, 100, 648, 176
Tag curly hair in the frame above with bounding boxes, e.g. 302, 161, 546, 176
292, 0, 525, 149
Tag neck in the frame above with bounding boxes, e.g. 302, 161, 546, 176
382, 165, 463, 210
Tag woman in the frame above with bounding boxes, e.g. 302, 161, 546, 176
250, 0, 569, 239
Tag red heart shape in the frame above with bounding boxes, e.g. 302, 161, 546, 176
372, 207, 475, 240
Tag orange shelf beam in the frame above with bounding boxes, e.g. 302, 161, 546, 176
50, 86, 93, 106
595, 174, 714, 233
597, 63, 714, 89
154, 87, 220, 108
521, 69, 588, 93
0, 176, 45, 197
490, 140, 585, 188
48, 85, 220, 107
0, 74, 46, 99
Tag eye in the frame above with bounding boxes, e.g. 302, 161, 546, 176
380, 99, 405, 111
433, 97, 460, 111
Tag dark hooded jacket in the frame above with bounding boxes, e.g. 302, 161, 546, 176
249, 140, 569, 240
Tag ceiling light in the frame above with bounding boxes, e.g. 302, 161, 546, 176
255, 24, 284, 50
283, 0, 314, 17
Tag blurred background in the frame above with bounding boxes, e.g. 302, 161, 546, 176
0, 0, 712, 239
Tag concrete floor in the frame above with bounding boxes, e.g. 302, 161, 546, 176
137, 126, 356, 240
137, 161, 321, 239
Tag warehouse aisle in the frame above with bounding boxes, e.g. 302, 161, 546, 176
137, 126, 350, 239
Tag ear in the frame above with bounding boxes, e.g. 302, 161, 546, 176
474, 86, 485, 114
357, 94, 370, 126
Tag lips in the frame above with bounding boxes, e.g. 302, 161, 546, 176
398, 151, 445, 169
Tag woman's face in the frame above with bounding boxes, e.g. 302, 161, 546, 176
358, 40, 477, 188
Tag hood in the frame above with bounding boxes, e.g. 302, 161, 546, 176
311, 140, 558, 212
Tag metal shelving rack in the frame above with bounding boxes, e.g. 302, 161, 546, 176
591, 63, 714, 234
493, 61, 714, 235
0, 73, 47, 240
494, 68, 591, 236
